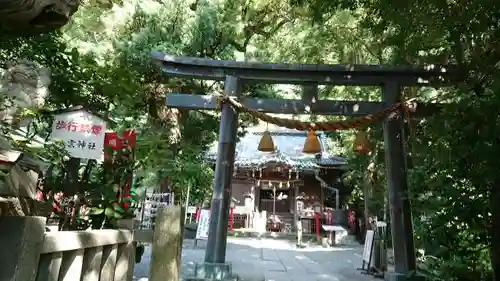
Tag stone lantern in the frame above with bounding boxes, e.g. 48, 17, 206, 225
312, 202, 322, 214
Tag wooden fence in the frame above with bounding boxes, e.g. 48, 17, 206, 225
0, 207, 183, 281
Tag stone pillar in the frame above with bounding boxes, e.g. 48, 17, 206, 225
115, 219, 136, 281
149, 206, 185, 281
0, 216, 46, 281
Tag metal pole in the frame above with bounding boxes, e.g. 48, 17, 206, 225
335, 189, 339, 210
293, 185, 298, 230
382, 82, 417, 276
314, 171, 340, 209
204, 76, 240, 264
273, 185, 276, 215
139, 188, 147, 229
184, 181, 191, 224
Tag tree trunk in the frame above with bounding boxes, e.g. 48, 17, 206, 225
363, 157, 378, 231
490, 183, 500, 281
0, 0, 79, 35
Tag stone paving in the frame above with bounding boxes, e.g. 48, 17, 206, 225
133, 237, 377, 281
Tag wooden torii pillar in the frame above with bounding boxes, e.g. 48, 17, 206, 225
151, 51, 457, 281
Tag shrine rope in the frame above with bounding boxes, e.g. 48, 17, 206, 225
216, 95, 416, 132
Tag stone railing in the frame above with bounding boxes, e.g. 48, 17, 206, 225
0, 216, 151, 281
0, 214, 171, 281
37, 229, 137, 281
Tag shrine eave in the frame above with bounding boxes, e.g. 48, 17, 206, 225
204, 130, 347, 170
205, 155, 346, 170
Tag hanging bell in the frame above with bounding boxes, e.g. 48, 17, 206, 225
302, 130, 322, 154
258, 130, 275, 152
353, 130, 372, 155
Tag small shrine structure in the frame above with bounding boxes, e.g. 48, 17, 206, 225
206, 124, 347, 233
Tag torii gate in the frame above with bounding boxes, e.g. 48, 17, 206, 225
152, 51, 458, 281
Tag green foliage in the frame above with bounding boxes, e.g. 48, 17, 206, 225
281, 1, 500, 280
4, 0, 500, 279
0, 0, 289, 218
254, 0, 500, 279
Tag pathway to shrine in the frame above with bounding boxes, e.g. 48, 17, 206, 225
133, 237, 377, 281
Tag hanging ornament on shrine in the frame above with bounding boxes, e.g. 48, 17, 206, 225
258, 123, 275, 152
302, 130, 322, 154
353, 130, 372, 155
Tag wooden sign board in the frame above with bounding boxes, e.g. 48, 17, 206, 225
51, 109, 106, 161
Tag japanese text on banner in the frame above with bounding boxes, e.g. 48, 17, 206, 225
50, 110, 106, 160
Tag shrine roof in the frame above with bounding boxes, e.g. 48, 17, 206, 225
206, 127, 346, 170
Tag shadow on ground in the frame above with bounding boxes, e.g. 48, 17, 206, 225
133, 237, 377, 281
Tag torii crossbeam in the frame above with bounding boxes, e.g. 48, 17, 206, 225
152, 51, 460, 281
165, 93, 442, 117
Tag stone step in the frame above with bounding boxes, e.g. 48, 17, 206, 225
184, 276, 239, 281
194, 262, 233, 280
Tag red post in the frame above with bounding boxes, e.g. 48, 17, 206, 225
315, 212, 320, 241
327, 210, 332, 225
348, 211, 355, 233
229, 207, 234, 232
195, 207, 201, 222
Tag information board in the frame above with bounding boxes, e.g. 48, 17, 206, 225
362, 230, 375, 263
187, 206, 197, 214
51, 110, 107, 161
139, 192, 173, 229
195, 209, 210, 240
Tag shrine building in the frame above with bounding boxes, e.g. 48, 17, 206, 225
206, 124, 349, 234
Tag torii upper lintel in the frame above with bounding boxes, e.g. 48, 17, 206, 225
152, 51, 460, 86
